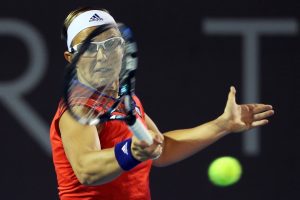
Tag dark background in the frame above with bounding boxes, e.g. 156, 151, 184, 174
1, 0, 299, 199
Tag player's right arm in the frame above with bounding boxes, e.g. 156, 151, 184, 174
59, 111, 122, 186
59, 111, 162, 186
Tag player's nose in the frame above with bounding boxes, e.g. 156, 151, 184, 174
96, 48, 107, 61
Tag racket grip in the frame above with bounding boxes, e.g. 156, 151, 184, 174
129, 118, 153, 145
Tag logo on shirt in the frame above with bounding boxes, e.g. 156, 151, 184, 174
122, 142, 129, 155
89, 14, 103, 22
135, 106, 142, 117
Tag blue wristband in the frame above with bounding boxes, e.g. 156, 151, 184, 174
114, 138, 141, 171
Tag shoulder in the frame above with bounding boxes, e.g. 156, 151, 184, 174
132, 94, 143, 106
132, 94, 145, 119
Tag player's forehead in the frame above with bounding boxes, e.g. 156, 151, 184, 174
72, 27, 120, 46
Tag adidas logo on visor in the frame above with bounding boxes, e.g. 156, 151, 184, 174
89, 13, 103, 22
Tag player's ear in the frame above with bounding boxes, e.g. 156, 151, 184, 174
64, 51, 72, 63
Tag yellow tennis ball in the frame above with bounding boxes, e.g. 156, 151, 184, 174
208, 156, 242, 187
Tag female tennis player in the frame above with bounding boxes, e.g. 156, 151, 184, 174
50, 7, 274, 200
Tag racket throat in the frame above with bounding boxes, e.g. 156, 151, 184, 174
125, 112, 137, 126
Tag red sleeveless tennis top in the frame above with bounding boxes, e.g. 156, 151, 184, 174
50, 96, 152, 200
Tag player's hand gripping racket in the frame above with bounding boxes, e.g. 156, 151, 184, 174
63, 23, 153, 145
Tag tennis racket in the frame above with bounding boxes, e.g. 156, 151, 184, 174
63, 23, 153, 145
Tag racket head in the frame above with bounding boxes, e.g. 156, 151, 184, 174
63, 24, 126, 125
117, 23, 138, 96
117, 23, 153, 145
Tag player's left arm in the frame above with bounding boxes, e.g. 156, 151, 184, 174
148, 86, 274, 167
146, 113, 229, 167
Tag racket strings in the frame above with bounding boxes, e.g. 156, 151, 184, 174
68, 80, 118, 120
65, 24, 137, 125
78, 48, 133, 121
69, 44, 123, 122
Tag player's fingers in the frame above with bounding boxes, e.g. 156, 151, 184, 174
132, 140, 150, 149
151, 145, 163, 160
253, 110, 274, 121
255, 105, 273, 113
144, 144, 162, 159
131, 145, 142, 152
227, 86, 236, 103
143, 143, 162, 157
251, 119, 269, 127
132, 143, 155, 161
153, 133, 164, 145
133, 144, 162, 161
247, 104, 273, 113
132, 140, 158, 153
133, 152, 150, 161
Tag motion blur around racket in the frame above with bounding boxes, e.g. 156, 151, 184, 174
63, 23, 153, 145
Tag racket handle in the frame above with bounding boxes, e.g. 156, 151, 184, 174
129, 118, 153, 145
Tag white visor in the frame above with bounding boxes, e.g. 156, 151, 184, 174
67, 10, 117, 51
